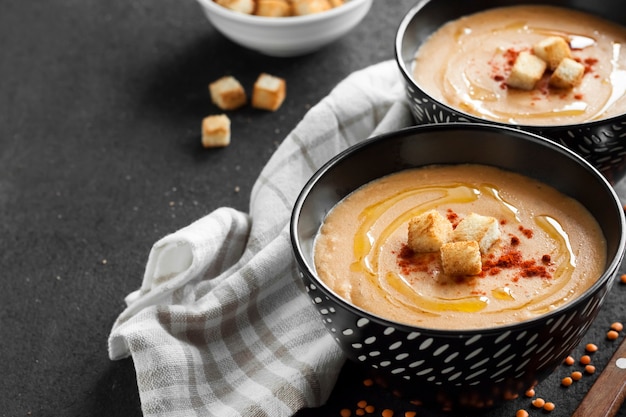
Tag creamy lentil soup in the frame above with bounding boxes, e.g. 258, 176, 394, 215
412, 5, 626, 125
313, 164, 606, 329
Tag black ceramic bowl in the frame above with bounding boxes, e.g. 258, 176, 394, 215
395, 0, 626, 184
290, 123, 626, 410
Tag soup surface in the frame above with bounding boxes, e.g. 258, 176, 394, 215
412, 5, 626, 125
313, 164, 606, 329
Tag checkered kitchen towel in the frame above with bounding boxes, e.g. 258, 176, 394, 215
108, 59, 413, 417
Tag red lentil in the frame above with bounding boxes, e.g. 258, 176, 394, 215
561, 376, 573, 386
504, 391, 520, 401
340, 409, 352, 417
585, 343, 598, 353
516, 410, 529, 417
532, 398, 546, 408
571, 371, 583, 381
580, 355, 591, 365
525, 388, 535, 397
564, 356, 575, 365
404, 412, 417, 417
356, 409, 365, 416
357, 400, 368, 409
381, 410, 394, 417
362, 378, 374, 387
611, 322, 624, 332
607, 330, 620, 340
543, 402, 556, 412
585, 364, 596, 374
364, 405, 375, 414
620, 274, 626, 284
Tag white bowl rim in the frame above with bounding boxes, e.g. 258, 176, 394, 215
197, 0, 372, 26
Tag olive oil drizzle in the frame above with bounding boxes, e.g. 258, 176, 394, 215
349, 182, 577, 315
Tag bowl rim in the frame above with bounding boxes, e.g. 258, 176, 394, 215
290, 122, 626, 336
197, 0, 372, 26
393, 0, 626, 130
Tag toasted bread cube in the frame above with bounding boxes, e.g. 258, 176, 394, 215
209, 76, 247, 111
533, 36, 572, 71
255, 0, 292, 16
291, 0, 332, 15
202, 114, 231, 148
328, 0, 344, 7
214, 0, 255, 14
407, 210, 453, 253
452, 213, 501, 253
506, 51, 547, 91
550, 57, 585, 89
440, 241, 482, 276
252, 73, 286, 111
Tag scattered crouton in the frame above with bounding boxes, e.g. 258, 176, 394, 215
252, 73, 286, 111
533, 36, 572, 71
202, 114, 231, 148
550, 57, 585, 89
506, 51, 547, 91
209, 76, 247, 111
452, 213, 501, 253
407, 210, 453, 253
214, 0, 255, 14
203, 72, 287, 149
440, 241, 482, 276
255, 0, 292, 16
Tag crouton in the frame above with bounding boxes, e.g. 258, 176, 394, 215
533, 36, 572, 71
214, 0, 256, 14
506, 51, 547, 91
452, 213, 501, 253
209, 76, 247, 111
291, 0, 332, 15
550, 57, 585, 89
440, 241, 482, 276
255, 0, 292, 16
407, 210, 453, 253
202, 114, 231, 148
252, 73, 286, 111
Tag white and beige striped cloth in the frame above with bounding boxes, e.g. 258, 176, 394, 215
108, 59, 413, 417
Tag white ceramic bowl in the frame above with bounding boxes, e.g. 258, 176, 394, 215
195, 0, 373, 57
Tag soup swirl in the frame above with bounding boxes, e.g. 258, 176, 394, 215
313, 164, 606, 329
412, 5, 626, 125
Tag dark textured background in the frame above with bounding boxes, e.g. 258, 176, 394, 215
1, 1, 625, 416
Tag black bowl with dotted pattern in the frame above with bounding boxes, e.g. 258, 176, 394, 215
290, 123, 626, 410
395, 0, 626, 184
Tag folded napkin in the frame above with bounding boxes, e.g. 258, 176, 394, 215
108, 59, 413, 417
